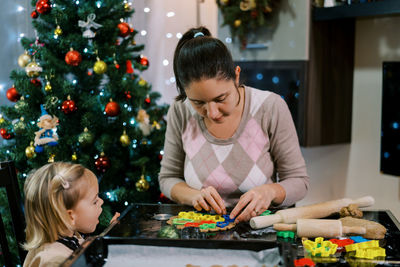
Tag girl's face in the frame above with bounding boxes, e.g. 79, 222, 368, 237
185, 67, 241, 124
68, 170, 103, 234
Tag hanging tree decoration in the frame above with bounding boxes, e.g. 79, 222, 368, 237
136, 109, 152, 136
34, 105, 59, 153
217, 0, 280, 49
78, 127, 94, 146
0, 128, 14, 140
13, 117, 26, 135
54, 25, 63, 36
31, 10, 39, 19
117, 21, 132, 38
119, 129, 130, 147
71, 152, 78, 161
136, 166, 150, 192
15, 96, 28, 111
95, 152, 111, 173
61, 95, 77, 114
105, 99, 120, 117
6, 86, 21, 102
94, 57, 107, 74
25, 60, 42, 77
18, 51, 31, 68
45, 76, 52, 92
78, 13, 103, 38
35, 0, 52, 15
65, 48, 82, 66
25, 141, 36, 159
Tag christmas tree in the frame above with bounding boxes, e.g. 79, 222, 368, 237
0, 0, 168, 264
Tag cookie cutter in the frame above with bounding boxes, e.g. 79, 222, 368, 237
153, 213, 173, 221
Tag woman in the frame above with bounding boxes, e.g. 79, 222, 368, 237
159, 26, 309, 223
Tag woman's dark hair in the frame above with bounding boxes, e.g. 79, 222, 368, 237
173, 26, 236, 101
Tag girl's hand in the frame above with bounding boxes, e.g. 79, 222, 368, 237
110, 212, 120, 224
230, 184, 278, 223
192, 186, 226, 215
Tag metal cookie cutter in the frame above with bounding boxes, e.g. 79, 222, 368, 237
153, 213, 173, 221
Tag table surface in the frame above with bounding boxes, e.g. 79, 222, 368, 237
65, 203, 400, 266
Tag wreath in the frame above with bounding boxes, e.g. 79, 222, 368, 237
217, 0, 280, 49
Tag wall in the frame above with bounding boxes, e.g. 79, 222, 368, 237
132, 0, 218, 105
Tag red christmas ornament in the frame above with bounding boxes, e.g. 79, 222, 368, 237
30, 78, 42, 87
31, 10, 39, 18
139, 56, 149, 67
158, 154, 163, 161
105, 100, 121, 117
124, 91, 132, 100
126, 60, 134, 74
61, 96, 77, 114
36, 0, 51, 14
95, 153, 111, 173
0, 128, 13, 140
144, 96, 151, 105
117, 22, 131, 37
6, 87, 21, 102
65, 49, 82, 66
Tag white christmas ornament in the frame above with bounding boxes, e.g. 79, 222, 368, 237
78, 13, 103, 38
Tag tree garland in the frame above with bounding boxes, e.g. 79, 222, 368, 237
217, 0, 280, 49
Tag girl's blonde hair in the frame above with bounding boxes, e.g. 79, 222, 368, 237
23, 162, 87, 250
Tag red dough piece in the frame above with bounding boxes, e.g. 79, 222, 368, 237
294, 258, 315, 267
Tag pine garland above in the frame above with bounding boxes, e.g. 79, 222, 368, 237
217, 0, 279, 49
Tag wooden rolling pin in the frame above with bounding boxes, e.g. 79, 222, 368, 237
249, 196, 374, 229
273, 219, 366, 238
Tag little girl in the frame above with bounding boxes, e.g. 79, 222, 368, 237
23, 162, 104, 267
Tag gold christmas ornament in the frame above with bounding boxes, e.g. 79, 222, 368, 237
152, 120, 161, 130
25, 141, 36, 159
135, 174, 149, 192
0, 117, 4, 124
220, 0, 229, 5
25, 61, 42, 77
45, 81, 52, 92
54, 25, 63, 36
138, 78, 147, 87
234, 19, 242, 27
18, 51, 31, 68
94, 58, 107, 74
48, 153, 55, 162
119, 129, 131, 146
240, 0, 256, 11
124, 2, 132, 11
72, 152, 78, 161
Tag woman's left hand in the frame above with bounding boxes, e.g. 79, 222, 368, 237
229, 184, 281, 223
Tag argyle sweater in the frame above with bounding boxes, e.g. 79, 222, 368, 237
159, 86, 309, 207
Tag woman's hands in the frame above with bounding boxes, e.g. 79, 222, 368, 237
170, 182, 226, 215
230, 183, 285, 223
192, 186, 226, 215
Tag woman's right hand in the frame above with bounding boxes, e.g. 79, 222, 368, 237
192, 186, 226, 215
